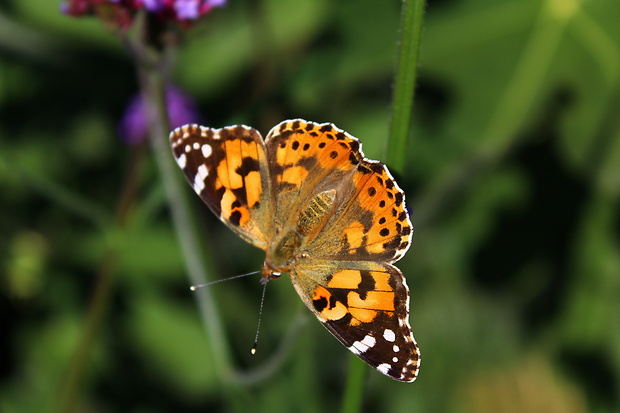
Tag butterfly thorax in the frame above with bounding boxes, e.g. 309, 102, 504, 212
261, 189, 337, 283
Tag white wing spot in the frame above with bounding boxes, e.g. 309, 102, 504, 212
184, 144, 191, 153
376, 363, 391, 375
383, 329, 396, 342
193, 164, 208, 192
351, 342, 366, 354
192, 142, 200, 150
348, 344, 361, 355
350, 334, 376, 354
176, 153, 187, 169
361, 335, 376, 348
392, 357, 398, 363
201, 144, 212, 158
197, 164, 208, 180
393, 345, 400, 353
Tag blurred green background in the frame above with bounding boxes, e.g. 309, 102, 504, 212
1, 0, 620, 412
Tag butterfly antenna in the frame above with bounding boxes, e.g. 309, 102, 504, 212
251, 282, 268, 355
189, 270, 261, 291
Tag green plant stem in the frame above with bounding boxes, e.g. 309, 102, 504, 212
57, 141, 147, 413
387, 0, 426, 173
136, 63, 235, 384
340, 356, 367, 413
340, 1, 426, 410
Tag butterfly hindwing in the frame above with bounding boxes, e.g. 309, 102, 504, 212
290, 260, 420, 382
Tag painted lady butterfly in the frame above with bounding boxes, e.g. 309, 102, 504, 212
169, 119, 420, 382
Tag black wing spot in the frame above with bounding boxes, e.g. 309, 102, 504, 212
349, 152, 360, 165
369, 162, 384, 174
357, 270, 376, 300
395, 192, 403, 206
313, 296, 327, 312
236, 156, 260, 177
383, 236, 401, 251
229, 210, 242, 226
358, 164, 372, 175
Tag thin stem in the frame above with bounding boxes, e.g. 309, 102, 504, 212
136, 61, 235, 383
340, 356, 367, 413
387, 0, 426, 173
57, 141, 147, 413
339, 0, 427, 409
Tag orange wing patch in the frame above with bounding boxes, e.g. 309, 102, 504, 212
312, 268, 397, 326
312, 286, 348, 321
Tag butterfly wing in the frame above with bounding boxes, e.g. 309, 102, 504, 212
312, 158, 413, 263
170, 124, 273, 249
290, 260, 420, 382
264, 119, 363, 233
263, 120, 419, 381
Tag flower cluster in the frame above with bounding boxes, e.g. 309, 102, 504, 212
61, 0, 226, 29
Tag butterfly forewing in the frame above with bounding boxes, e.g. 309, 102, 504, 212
170, 124, 273, 249
309, 158, 413, 264
264, 120, 363, 233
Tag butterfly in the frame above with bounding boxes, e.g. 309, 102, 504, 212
169, 119, 420, 382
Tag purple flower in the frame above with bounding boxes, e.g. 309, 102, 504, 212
60, 0, 226, 29
142, 0, 164, 12
119, 86, 202, 145
175, 0, 200, 19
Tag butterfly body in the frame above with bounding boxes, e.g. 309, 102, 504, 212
170, 119, 420, 382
